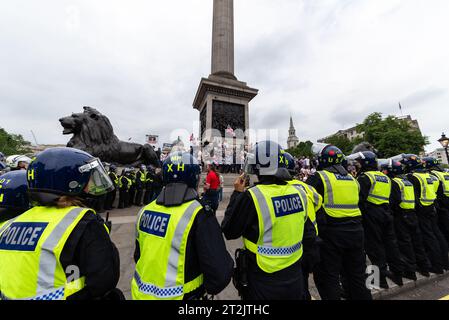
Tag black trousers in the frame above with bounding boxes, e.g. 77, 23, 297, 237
104, 190, 116, 210
242, 260, 306, 300
135, 188, 144, 206
313, 223, 372, 300
416, 206, 449, 272
118, 190, 129, 209
393, 210, 431, 273
128, 188, 136, 207
143, 188, 153, 205
362, 204, 405, 276
436, 202, 449, 245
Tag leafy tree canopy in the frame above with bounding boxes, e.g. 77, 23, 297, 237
0, 127, 32, 156
321, 112, 428, 158
286, 141, 313, 158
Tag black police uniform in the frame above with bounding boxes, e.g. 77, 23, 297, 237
358, 173, 405, 283
222, 177, 318, 300
408, 174, 449, 272
390, 178, 431, 276
134, 170, 145, 206
105, 171, 118, 210
434, 178, 449, 245
134, 185, 234, 299
151, 172, 163, 202
307, 167, 372, 300
128, 172, 136, 207
61, 211, 120, 299
118, 175, 130, 209
143, 171, 154, 205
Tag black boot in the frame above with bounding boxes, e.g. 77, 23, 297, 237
403, 271, 417, 281
387, 272, 404, 286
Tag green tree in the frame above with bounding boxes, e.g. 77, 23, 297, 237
322, 135, 355, 155
287, 141, 313, 158
356, 112, 428, 158
0, 128, 32, 155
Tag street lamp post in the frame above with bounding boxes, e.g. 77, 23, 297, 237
438, 133, 449, 165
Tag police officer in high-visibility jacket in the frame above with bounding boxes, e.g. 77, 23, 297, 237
222, 141, 317, 300
425, 157, 449, 245
284, 152, 322, 300
351, 151, 405, 289
384, 159, 431, 279
132, 152, 233, 300
0, 147, 121, 300
404, 154, 449, 273
134, 165, 146, 206
306, 144, 372, 300
118, 169, 132, 209
0, 170, 31, 227
104, 165, 119, 210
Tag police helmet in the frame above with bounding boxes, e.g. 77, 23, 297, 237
27, 147, 114, 204
401, 154, 422, 173
347, 151, 378, 171
6, 155, 32, 170
421, 157, 444, 172
0, 170, 31, 215
162, 152, 200, 188
312, 143, 345, 170
109, 164, 117, 173
244, 141, 291, 180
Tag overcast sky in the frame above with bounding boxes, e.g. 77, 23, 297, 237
1, 0, 448, 152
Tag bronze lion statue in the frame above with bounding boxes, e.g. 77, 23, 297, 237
59, 106, 160, 167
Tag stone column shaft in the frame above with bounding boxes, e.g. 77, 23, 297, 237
211, 0, 234, 76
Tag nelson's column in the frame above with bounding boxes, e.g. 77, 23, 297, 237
193, 0, 258, 145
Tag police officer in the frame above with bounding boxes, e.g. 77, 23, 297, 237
284, 152, 322, 300
404, 154, 449, 273
134, 165, 146, 206
351, 151, 405, 288
105, 165, 119, 210
385, 159, 431, 279
128, 168, 137, 207
0, 152, 6, 175
306, 144, 372, 300
0, 147, 121, 300
151, 167, 164, 201
5, 155, 32, 171
222, 141, 317, 300
132, 152, 233, 300
426, 157, 449, 245
118, 168, 132, 209
0, 170, 31, 226
143, 165, 154, 205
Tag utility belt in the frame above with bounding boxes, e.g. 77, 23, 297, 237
318, 211, 362, 226
233, 249, 249, 299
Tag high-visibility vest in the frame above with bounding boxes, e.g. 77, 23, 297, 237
132, 200, 204, 300
119, 176, 132, 190
317, 171, 362, 218
392, 177, 415, 210
432, 171, 449, 198
412, 172, 437, 206
363, 171, 392, 205
137, 171, 146, 183
287, 179, 322, 235
0, 206, 89, 300
109, 172, 119, 186
245, 184, 308, 274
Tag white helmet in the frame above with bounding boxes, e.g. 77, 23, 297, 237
6, 155, 32, 169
